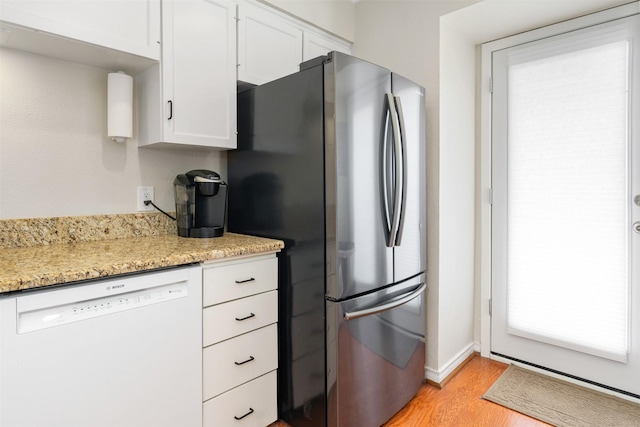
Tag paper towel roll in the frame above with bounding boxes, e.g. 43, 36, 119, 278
107, 72, 133, 143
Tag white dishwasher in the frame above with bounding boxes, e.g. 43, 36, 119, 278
0, 265, 202, 427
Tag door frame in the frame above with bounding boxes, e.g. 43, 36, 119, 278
478, 2, 639, 392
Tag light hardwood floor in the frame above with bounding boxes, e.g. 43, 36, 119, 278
270, 355, 551, 427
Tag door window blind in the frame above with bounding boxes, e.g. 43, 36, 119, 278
506, 31, 630, 362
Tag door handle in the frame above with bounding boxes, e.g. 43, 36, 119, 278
634, 222, 640, 234
383, 93, 403, 248
393, 95, 408, 247
382, 94, 394, 247
634, 195, 640, 207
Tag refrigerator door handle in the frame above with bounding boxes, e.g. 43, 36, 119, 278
344, 283, 426, 321
384, 93, 403, 248
382, 94, 394, 246
393, 96, 408, 247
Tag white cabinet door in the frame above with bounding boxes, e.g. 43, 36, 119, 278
0, 0, 160, 60
237, 2, 303, 85
138, 0, 237, 149
303, 30, 351, 62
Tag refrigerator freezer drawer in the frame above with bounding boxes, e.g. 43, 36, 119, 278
326, 278, 426, 427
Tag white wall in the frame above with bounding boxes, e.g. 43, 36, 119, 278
438, 15, 478, 375
0, 48, 224, 219
353, 0, 480, 383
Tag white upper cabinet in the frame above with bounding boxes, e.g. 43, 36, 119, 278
137, 0, 237, 150
0, 0, 160, 72
237, 1, 351, 86
303, 31, 351, 62
237, 1, 303, 85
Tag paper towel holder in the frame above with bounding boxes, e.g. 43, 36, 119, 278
107, 71, 133, 143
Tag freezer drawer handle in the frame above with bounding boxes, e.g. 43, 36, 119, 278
234, 355, 255, 365
235, 277, 255, 284
235, 312, 256, 321
234, 408, 254, 420
344, 283, 426, 321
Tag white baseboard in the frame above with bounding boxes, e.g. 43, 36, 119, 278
425, 342, 475, 384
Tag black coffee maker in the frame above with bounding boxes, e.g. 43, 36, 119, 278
174, 170, 227, 238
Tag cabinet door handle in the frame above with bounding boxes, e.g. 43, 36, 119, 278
235, 313, 256, 321
168, 100, 173, 120
234, 408, 254, 420
234, 355, 255, 365
235, 277, 255, 284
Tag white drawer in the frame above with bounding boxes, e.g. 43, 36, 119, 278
203, 290, 278, 347
203, 324, 278, 400
203, 370, 277, 427
203, 257, 277, 306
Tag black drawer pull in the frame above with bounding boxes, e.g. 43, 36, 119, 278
234, 356, 255, 366
234, 408, 254, 420
235, 313, 256, 321
235, 277, 255, 284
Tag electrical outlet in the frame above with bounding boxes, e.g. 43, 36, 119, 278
137, 186, 154, 211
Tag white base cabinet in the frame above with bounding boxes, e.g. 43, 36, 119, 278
137, 0, 237, 150
201, 253, 279, 427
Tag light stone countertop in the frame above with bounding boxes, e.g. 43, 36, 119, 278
0, 214, 284, 294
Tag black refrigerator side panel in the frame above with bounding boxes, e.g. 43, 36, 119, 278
228, 67, 326, 427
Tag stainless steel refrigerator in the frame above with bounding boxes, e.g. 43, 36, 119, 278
228, 52, 426, 427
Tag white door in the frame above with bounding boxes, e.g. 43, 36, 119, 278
491, 13, 640, 397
